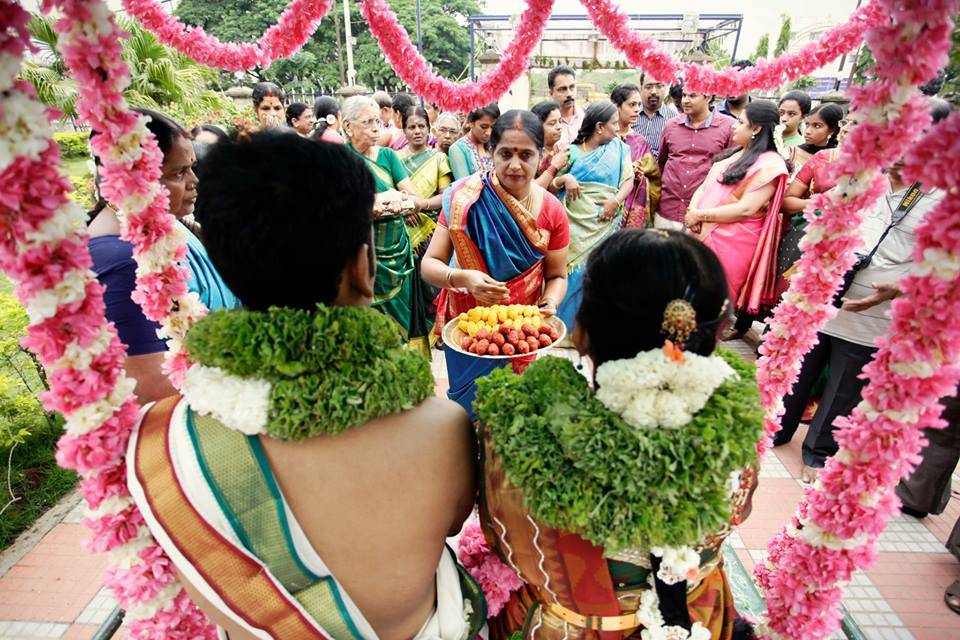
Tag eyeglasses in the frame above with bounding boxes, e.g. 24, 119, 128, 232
354, 117, 382, 130
436, 127, 459, 135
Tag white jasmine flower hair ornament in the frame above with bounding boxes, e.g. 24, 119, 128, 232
773, 123, 787, 158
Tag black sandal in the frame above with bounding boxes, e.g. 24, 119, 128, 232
946, 577, 960, 615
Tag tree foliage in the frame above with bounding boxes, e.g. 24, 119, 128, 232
750, 34, 770, 62
175, 0, 479, 91
774, 16, 792, 58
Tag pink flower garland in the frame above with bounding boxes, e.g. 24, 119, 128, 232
581, 0, 887, 96
120, 0, 333, 72
360, 0, 554, 112
752, 1, 959, 638
0, 0, 217, 636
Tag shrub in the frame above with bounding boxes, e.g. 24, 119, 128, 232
53, 131, 90, 160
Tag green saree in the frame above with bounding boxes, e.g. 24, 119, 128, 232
347, 144, 430, 352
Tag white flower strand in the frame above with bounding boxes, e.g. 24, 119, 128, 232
181, 364, 272, 435
595, 350, 735, 430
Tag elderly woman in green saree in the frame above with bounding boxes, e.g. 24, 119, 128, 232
550, 100, 634, 330
342, 96, 433, 354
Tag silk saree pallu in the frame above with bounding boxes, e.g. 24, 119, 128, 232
437, 172, 549, 417
697, 152, 788, 314
478, 431, 742, 640
356, 149, 432, 353
128, 398, 486, 640
621, 133, 659, 229
401, 149, 452, 254
557, 141, 632, 330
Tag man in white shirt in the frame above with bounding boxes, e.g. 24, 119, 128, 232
548, 65, 584, 148
774, 170, 944, 482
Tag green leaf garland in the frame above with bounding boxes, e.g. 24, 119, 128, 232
474, 349, 762, 552
185, 305, 435, 440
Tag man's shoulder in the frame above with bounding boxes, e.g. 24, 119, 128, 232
400, 396, 473, 442
713, 112, 737, 127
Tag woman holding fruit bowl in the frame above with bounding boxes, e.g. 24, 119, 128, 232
422, 109, 570, 417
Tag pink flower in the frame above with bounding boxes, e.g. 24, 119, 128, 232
457, 519, 523, 617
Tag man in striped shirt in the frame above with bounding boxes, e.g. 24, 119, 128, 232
631, 72, 678, 159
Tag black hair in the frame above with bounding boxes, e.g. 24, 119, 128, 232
547, 65, 576, 89
779, 89, 812, 116
489, 109, 544, 151
713, 100, 786, 185
928, 96, 954, 123
730, 59, 755, 70
572, 100, 618, 145
285, 102, 310, 126
392, 92, 416, 115
801, 103, 845, 152
530, 100, 561, 123
252, 82, 285, 108
401, 106, 430, 130
610, 83, 641, 107
466, 103, 500, 124
88, 109, 188, 220
669, 82, 684, 101
919, 69, 946, 96
195, 132, 374, 310
371, 91, 393, 109
191, 124, 229, 144
310, 96, 341, 139
577, 229, 730, 365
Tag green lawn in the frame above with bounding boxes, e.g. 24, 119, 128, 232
61, 157, 89, 178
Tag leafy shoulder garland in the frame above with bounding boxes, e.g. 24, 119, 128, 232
184, 305, 435, 441
474, 349, 762, 552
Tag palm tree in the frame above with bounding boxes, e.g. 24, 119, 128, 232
21, 14, 234, 124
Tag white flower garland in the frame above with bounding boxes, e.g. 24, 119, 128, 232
181, 363, 272, 435
595, 349, 736, 430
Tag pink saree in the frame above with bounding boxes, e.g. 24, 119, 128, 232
696, 151, 788, 313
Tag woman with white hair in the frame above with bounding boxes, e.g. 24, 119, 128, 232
342, 95, 433, 353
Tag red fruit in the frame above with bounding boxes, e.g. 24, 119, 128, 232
527, 335, 539, 349
539, 334, 553, 347
539, 324, 551, 335
499, 324, 513, 335
475, 339, 490, 354
548, 327, 560, 341
517, 340, 530, 354
502, 343, 516, 356
476, 328, 490, 340
507, 330, 521, 345
487, 343, 500, 356
460, 337, 473, 351
522, 323, 538, 336
491, 332, 505, 347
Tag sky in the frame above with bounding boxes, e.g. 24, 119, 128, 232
481, 0, 863, 60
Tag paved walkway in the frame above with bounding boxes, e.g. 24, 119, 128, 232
0, 345, 957, 639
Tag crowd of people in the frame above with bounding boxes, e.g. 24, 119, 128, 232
85, 61, 960, 638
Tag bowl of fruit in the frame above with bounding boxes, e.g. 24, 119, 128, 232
442, 304, 566, 359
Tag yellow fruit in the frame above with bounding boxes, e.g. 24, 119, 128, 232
522, 306, 534, 318
466, 321, 479, 337
531, 316, 542, 329
459, 313, 468, 321
467, 308, 481, 322
497, 306, 508, 322
458, 320, 469, 332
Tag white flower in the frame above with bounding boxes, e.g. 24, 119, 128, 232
916, 247, 960, 280
726, 470, 742, 498
0, 91, 54, 172
25, 268, 92, 322
63, 376, 137, 436
109, 526, 155, 569
689, 623, 711, 640
797, 520, 868, 550
124, 583, 181, 620
119, 183, 160, 217
182, 364, 271, 435
100, 118, 150, 166
651, 546, 700, 585
596, 350, 735, 431
88, 494, 133, 519
634, 586, 664, 628
54, 327, 114, 371
25, 202, 87, 245
889, 359, 935, 378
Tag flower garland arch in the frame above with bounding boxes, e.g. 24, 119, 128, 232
119, 0, 333, 72
0, 0, 956, 639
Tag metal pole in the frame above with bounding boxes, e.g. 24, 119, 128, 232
469, 20, 475, 81
343, 0, 357, 86
837, 0, 864, 91
730, 18, 742, 62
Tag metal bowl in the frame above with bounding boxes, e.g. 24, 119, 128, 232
441, 314, 567, 360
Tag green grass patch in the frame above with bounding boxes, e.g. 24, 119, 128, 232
62, 157, 89, 178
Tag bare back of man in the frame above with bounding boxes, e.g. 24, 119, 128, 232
179, 396, 476, 640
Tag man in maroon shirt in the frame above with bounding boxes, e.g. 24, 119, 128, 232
655, 91, 736, 230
